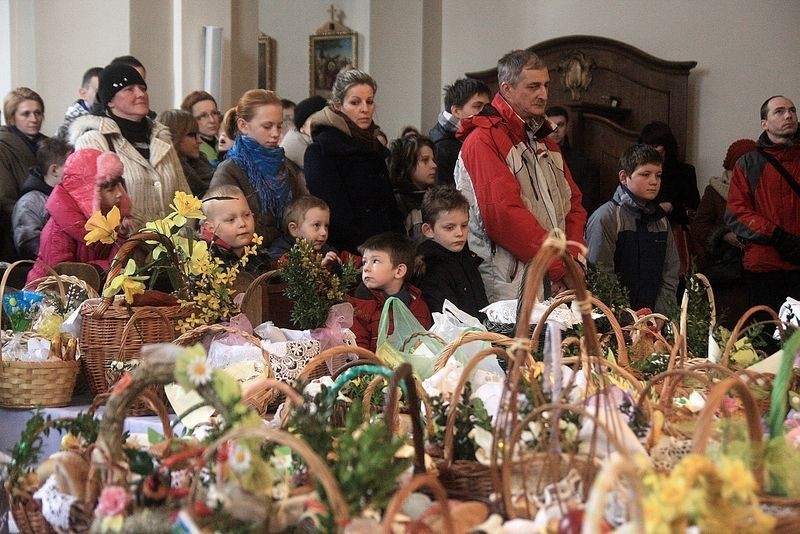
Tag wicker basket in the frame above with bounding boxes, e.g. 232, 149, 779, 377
0, 261, 80, 409
173, 323, 275, 415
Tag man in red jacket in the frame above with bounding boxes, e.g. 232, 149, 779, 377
454, 49, 587, 302
725, 95, 800, 316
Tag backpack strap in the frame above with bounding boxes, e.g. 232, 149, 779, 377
758, 147, 800, 199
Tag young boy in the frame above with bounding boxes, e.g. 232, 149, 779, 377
268, 195, 350, 270
416, 186, 488, 319
348, 232, 432, 351
201, 184, 271, 273
585, 144, 680, 322
12, 137, 73, 259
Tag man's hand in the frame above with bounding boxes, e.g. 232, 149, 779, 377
772, 226, 800, 264
722, 231, 743, 249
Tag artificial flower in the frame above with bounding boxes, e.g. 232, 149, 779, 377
171, 190, 205, 225
717, 456, 756, 502
95, 485, 130, 516
103, 259, 149, 304
186, 353, 212, 386
85, 205, 121, 245
229, 442, 252, 473
175, 344, 211, 390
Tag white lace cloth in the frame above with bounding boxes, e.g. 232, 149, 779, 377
33, 475, 78, 530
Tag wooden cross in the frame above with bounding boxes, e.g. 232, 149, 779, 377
328, 4, 336, 22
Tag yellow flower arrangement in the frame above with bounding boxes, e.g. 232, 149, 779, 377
637, 453, 774, 533
85, 191, 259, 330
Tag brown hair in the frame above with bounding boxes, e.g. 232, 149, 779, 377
421, 186, 469, 225
233, 89, 282, 129
359, 232, 416, 280
388, 134, 436, 190
220, 107, 238, 140
181, 90, 217, 113
3, 87, 45, 126
282, 195, 329, 232
331, 69, 377, 106
156, 109, 198, 151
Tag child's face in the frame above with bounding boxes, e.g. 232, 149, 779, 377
422, 208, 469, 253
203, 196, 255, 253
361, 249, 405, 295
621, 163, 662, 203
411, 145, 437, 190
288, 207, 330, 251
98, 177, 127, 213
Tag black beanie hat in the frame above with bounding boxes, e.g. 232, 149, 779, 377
98, 63, 147, 108
293, 95, 327, 130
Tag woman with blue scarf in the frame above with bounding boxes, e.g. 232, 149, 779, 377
210, 89, 307, 244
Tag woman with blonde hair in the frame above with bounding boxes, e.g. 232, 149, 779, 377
209, 89, 306, 243
157, 109, 214, 197
1, 87, 48, 261
304, 69, 402, 254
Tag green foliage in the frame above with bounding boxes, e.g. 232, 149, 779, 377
287, 383, 410, 516
6, 410, 99, 487
586, 264, 631, 331
631, 351, 672, 380
428, 382, 492, 461
281, 239, 359, 329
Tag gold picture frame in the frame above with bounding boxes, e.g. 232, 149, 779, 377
258, 32, 275, 91
308, 31, 358, 98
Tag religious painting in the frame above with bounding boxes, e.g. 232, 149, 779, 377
309, 32, 358, 98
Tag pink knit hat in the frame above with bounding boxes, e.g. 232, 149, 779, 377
61, 149, 129, 218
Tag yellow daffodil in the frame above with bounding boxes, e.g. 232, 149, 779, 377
84, 206, 121, 245
170, 191, 205, 226
103, 259, 149, 304
717, 456, 756, 502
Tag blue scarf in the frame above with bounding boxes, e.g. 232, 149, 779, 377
227, 135, 291, 227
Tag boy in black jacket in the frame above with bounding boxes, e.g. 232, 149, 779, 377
416, 186, 488, 319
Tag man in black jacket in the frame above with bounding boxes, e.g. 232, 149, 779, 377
547, 106, 603, 215
429, 78, 490, 186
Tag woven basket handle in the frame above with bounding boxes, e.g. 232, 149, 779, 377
115, 306, 175, 363
1, 259, 63, 371
384, 363, 426, 475
680, 272, 716, 360
581, 454, 645, 534
441, 346, 513, 468
94, 231, 179, 316
239, 269, 281, 316
360, 371, 435, 436
721, 305, 784, 367
691, 376, 764, 489
530, 293, 630, 367
379, 472, 454, 533
94, 355, 178, 487
500, 400, 631, 520
173, 323, 275, 414
295, 345, 381, 383
435, 330, 514, 373
188, 426, 350, 530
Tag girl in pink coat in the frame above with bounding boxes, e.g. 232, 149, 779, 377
28, 149, 132, 282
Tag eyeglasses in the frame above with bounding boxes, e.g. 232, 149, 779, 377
194, 111, 221, 121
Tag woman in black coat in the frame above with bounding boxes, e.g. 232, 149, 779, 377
303, 69, 403, 254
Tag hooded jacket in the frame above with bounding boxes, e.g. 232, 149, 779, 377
725, 131, 800, 273
429, 118, 461, 187
585, 185, 679, 315
28, 149, 130, 282
11, 169, 53, 260
69, 115, 191, 229
454, 92, 586, 301
304, 107, 403, 254
347, 281, 432, 352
